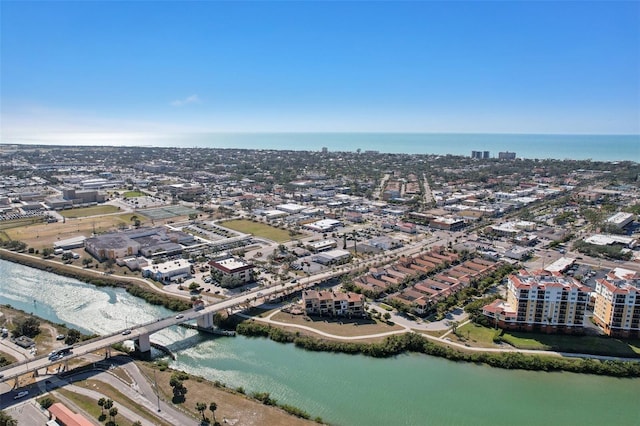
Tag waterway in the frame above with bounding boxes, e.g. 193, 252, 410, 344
1, 259, 638, 425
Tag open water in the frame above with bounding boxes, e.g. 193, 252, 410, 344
152, 132, 639, 162
1, 259, 638, 425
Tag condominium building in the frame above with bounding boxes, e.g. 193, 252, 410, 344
209, 257, 255, 286
302, 290, 365, 317
592, 271, 640, 337
483, 270, 590, 333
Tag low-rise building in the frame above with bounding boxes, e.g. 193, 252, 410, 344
209, 257, 255, 287
302, 290, 365, 317
483, 270, 590, 333
142, 259, 191, 283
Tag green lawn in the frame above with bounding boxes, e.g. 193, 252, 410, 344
501, 331, 640, 358
456, 322, 500, 347
122, 190, 147, 197
59, 205, 121, 218
221, 219, 300, 242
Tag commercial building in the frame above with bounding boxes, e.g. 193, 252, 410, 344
605, 212, 634, 229
209, 257, 255, 285
302, 290, 365, 317
592, 270, 640, 337
312, 249, 351, 265
483, 270, 590, 333
141, 259, 191, 283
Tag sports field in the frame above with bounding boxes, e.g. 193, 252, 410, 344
138, 205, 199, 220
221, 219, 301, 242
58, 205, 121, 218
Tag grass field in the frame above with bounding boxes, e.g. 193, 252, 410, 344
58, 205, 121, 218
221, 219, 297, 242
501, 331, 640, 357
122, 190, 147, 197
454, 322, 501, 347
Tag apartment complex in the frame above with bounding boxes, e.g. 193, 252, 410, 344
592, 270, 640, 337
302, 290, 365, 317
483, 270, 589, 332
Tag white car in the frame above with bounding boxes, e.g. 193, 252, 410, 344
122, 329, 132, 335
14, 390, 29, 399
175, 314, 184, 319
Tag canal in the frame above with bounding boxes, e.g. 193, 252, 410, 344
1, 259, 637, 425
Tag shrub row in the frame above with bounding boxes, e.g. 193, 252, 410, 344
236, 322, 640, 378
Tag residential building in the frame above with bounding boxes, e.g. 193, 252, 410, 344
498, 151, 517, 160
592, 271, 640, 337
483, 270, 590, 333
302, 290, 365, 317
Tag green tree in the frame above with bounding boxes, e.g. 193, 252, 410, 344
38, 397, 54, 409
82, 257, 94, 268
65, 329, 82, 345
0, 410, 18, 426
41, 247, 53, 258
97, 397, 106, 415
196, 402, 207, 421
12, 316, 41, 338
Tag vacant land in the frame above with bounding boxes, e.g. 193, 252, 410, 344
221, 219, 299, 242
140, 363, 317, 426
2, 213, 181, 249
58, 205, 122, 218
269, 311, 404, 338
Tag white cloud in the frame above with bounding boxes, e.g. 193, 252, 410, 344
170, 94, 201, 107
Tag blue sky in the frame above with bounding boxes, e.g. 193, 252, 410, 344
1, 1, 639, 143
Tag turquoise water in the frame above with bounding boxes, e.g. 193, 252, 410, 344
154, 132, 639, 162
1, 259, 639, 425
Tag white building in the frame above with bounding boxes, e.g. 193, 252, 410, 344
606, 212, 634, 229
142, 259, 191, 283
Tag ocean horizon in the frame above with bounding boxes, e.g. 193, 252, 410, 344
4, 132, 639, 162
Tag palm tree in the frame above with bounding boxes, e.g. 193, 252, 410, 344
97, 397, 106, 415
209, 401, 218, 424
196, 402, 207, 421
108, 407, 118, 424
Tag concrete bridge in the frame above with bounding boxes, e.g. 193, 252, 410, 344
0, 268, 344, 388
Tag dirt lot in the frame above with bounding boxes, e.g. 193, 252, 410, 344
2, 214, 188, 250
270, 311, 405, 338
139, 363, 319, 426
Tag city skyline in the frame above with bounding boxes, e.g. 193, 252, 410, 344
1, 1, 639, 145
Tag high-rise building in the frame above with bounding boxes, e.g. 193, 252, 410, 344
483, 151, 490, 159
471, 150, 482, 159
483, 270, 590, 333
593, 269, 640, 337
498, 151, 517, 160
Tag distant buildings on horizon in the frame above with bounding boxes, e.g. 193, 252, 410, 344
471, 150, 517, 160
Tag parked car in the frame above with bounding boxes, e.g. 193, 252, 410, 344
14, 390, 29, 400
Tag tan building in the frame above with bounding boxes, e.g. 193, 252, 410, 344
302, 290, 365, 317
209, 257, 255, 287
483, 270, 589, 333
592, 270, 640, 337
